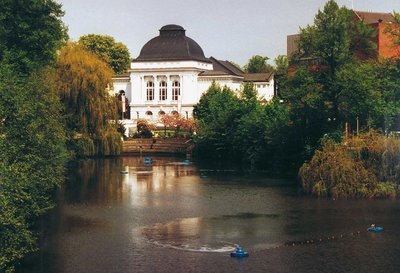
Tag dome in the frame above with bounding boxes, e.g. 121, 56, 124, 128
136, 25, 209, 62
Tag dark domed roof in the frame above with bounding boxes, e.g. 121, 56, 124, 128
136, 25, 209, 62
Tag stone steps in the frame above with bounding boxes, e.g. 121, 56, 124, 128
122, 138, 192, 155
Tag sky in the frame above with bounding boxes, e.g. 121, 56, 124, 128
57, 0, 400, 66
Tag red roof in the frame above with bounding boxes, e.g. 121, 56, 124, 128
354, 11, 394, 24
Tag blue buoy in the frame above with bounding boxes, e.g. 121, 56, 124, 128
367, 226, 384, 232
230, 246, 249, 258
183, 159, 190, 165
144, 157, 152, 164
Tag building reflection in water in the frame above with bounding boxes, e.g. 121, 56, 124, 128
64, 156, 290, 251
120, 156, 199, 208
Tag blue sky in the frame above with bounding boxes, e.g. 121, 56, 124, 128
58, 0, 400, 66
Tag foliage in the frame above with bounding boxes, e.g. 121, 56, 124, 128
243, 55, 274, 73
299, 131, 400, 198
0, 1, 68, 271
0, 66, 67, 272
194, 82, 243, 163
160, 114, 196, 137
134, 119, 154, 138
336, 61, 386, 129
274, 55, 288, 75
55, 43, 122, 156
297, 0, 376, 72
79, 34, 131, 74
280, 1, 399, 166
385, 11, 400, 45
194, 82, 290, 170
280, 68, 328, 163
0, 0, 68, 73
281, 58, 400, 166
375, 59, 400, 131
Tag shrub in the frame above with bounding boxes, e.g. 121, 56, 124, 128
134, 119, 154, 138
299, 131, 400, 198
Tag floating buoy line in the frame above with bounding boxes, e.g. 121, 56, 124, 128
146, 229, 378, 255
253, 230, 364, 253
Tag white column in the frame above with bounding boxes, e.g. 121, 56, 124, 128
141, 76, 144, 102
154, 75, 158, 102
167, 75, 172, 103
178, 75, 183, 113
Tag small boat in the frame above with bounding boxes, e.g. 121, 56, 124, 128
183, 159, 190, 165
120, 170, 128, 174
367, 226, 384, 232
230, 246, 249, 258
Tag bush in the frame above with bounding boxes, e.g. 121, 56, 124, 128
134, 119, 154, 138
299, 131, 400, 198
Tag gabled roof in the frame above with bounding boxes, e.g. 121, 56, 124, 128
198, 70, 230, 76
208, 57, 244, 76
244, 72, 274, 82
354, 10, 394, 24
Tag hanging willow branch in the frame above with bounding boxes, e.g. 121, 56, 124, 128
55, 43, 122, 156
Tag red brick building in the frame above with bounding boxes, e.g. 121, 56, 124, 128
354, 11, 400, 59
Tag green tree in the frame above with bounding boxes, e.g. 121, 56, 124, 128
297, 0, 376, 73
280, 68, 329, 162
243, 55, 274, 73
79, 34, 131, 74
194, 82, 290, 171
375, 59, 400, 131
336, 61, 385, 130
0, 0, 68, 73
0, 66, 67, 272
55, 43, 122, 156
0, 1, 68, 271
280, 0, 379, 166
194, 82, 242, 162
274, 55, 288, 75
274, 55, 289, 99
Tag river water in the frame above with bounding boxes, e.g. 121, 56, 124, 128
19, 156, 400, 273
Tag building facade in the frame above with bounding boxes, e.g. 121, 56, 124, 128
112, 25, 274, 121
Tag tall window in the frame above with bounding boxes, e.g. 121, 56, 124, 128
146, 81, 154, 101
159, 81, 167, 101
172, 81, 180, 101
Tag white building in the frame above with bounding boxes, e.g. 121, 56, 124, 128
112, 24, 275, 121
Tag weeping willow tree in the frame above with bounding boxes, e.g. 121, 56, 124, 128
299, 131, 400, 199
55, 43, 122, 156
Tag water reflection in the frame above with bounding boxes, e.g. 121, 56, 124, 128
64, 157, 198, 206
17, 156, 400, 273
143, 212, 288, 252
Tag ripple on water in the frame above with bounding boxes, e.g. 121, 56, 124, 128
141, 213, 286, 253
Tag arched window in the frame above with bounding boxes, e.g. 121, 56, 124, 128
158, 110, 165, 117
171, 110, 179, 117
146, 81, 154, 101
172, 81, 180, 101
145, 111, 153, 118
159, 81, 167, 100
